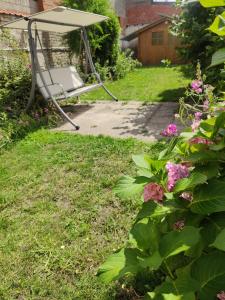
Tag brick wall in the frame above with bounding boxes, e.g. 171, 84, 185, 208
38, 0, 61, 11
0, 0, 39, 16
126, 3, 179, 25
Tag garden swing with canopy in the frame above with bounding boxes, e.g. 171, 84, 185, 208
1, 6, 118, 130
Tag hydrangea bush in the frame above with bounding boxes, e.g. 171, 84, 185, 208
97, 1, 225, 299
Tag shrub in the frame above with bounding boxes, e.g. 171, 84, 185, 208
98, 2, 225, 298
0, 30, 57, 149
63, 0, 120, 69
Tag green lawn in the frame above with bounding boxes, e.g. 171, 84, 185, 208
0, 130, 162, 299
81, 66, 192, 102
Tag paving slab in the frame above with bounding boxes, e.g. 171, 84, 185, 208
54, 101, 181, 142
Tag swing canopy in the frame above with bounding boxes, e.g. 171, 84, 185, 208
2, 6, 108, 33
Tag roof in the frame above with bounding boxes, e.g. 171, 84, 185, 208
122, 16, 171, 41
1, 6, 108, 33
0, 9, 28, 17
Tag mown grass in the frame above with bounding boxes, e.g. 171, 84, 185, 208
81, 66, 192, 102
0, 130, 163, 299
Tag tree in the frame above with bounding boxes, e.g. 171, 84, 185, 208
63, 0, 120, 68
171, 2, 225, 86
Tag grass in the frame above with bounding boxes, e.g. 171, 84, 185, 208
0, 130, 162, 300
81, 66, 192, 102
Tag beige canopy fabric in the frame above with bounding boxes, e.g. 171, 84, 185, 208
1, 6, 108, 33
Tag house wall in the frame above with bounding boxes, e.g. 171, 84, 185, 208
0, 0, 38, 15
138, 21, 181, 65
0, 0, 76, 69
126, 3, 179, 25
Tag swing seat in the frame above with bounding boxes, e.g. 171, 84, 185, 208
37, 66, 102, 101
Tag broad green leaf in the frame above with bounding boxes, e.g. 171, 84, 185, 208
195, 163, 220, 179
156, 266, 199, 295
130, 218, 160, 251
159, 226, 200, 258
132, 154, 152, 169
136, 202, 185, 222
173, 172, 207, 193
212, 111, 225, 137
200, 0, 225, 7
191, 180, 225, 214
145, 292, 195, 300
97, 248, 140, 283
113, 175, 149, 198
211, 228, 225, 251
209, 13, 225, 36
139, 251, 163, 270
210, 48, 225, 67
191, 251, 225, 300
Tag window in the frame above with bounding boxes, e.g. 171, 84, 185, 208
152, 32, 164, 45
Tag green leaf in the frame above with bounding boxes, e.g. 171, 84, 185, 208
97, 248, 140, 283
195, 163, 219, 180
210, 48, 225, 67
173, 172, 207, 193
145, 292, 195, 300
113, 175, 149, 198
156, 265, 199, 295
191, 180, 225, 214
130, 218, 160, 251
209, 12, 225, 36
200, 0, 225, 7
159, 226, 200, 258
132, 154, 152, 169
211, 228, 225, 251
191, 251, 225, 300
212, 111, 225, 137
136, 202, 185, 222
139, 251, 163, 270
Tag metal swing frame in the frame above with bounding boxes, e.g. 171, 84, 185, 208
27, 18, 118, 130
1, 7, 118, 130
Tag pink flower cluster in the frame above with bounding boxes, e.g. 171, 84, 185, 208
191, 112, 203, 132
144, 182, 164, 203
161, 124, 178, 137
191, 80, 203, 94
189, 137, 213, 145
217, 291, 225, 300
203, 100, 209, 111
166, 162, 190, 192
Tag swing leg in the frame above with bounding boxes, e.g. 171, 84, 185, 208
51, 97, 80, 130
101, 83, 118, 102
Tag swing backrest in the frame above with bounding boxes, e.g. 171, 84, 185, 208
37, 66, 84, 100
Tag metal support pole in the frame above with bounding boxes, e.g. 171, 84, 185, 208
81, 27, 118, 101
25, 19, 37, 111
25, 19, 80, 130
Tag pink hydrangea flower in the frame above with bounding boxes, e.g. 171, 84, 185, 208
217, 291, 225, 300
173, 220, 185, 231
166, 162, 190, 192
194, 112, 202, 121
143, 183, 164, 203
180, 192, 193, 202
161, 124, 178, 137
203, 100, 209, 111
191, 80, 203, 94
191, 120, 201, 132
189, 137, 213, 145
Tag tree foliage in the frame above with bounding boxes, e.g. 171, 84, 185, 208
171, 2, 225, 87
63, 0, 120, 68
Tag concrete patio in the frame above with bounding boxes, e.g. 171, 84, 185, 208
55, 101, 180, 142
